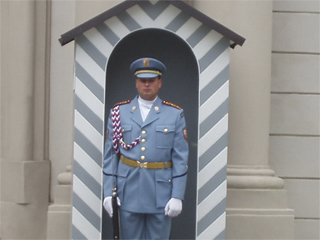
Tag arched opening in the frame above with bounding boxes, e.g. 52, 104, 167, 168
103, 28, 199, 239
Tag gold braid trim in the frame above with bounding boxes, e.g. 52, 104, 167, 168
113, 99, 131, 108
134, 70, 162, 76
162, 100, 182, 110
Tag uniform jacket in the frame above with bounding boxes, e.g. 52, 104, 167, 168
103, 96, 189, 214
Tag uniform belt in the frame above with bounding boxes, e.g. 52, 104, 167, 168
120, 155, 172, 169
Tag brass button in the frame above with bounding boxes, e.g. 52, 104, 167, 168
141, 147, 146, 152
122, 129, 125, 132
168, 179, 172, 183
141, 138, 146, 143
140, 155, 146, 161
142, 130, 146, 135
164, 128, 168, 133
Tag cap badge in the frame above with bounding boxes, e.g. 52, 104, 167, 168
143, 58, 150, 67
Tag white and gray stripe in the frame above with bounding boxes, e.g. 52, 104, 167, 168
72, 1, 229, 239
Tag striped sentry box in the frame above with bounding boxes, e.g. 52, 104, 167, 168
71, 1, 232, 239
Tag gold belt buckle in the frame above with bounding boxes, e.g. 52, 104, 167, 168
137, 161, 148, 168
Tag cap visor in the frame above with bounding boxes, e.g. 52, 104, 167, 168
136, 73, 158, 78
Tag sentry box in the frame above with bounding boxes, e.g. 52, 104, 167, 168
59, 1, 245, 239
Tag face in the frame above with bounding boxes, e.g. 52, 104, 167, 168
136, 77, 162, 101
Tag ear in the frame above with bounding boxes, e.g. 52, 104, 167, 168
158, 78, 163, 88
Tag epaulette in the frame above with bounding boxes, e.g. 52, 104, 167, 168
162, 100, 182, 110
113, 99, 131, 108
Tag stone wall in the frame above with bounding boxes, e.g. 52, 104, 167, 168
270, 1, 320, 239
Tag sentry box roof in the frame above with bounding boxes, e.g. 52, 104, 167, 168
59, 0, 245, 48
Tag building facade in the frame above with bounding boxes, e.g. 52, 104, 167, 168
1, 0, 319, 239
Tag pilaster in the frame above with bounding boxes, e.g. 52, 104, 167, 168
0, 160, 50, 239
47, 165, 73, 240
0, 0, 51, 239
226, 166, 294, 239
223, 0, 295, 238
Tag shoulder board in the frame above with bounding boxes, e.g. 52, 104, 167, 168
113, 99, 131, 108
162, 100, 182, 110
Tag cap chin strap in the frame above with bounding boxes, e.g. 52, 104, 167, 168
112, 105, 140, 154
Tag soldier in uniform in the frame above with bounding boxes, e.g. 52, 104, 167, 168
103, 57, 189, 240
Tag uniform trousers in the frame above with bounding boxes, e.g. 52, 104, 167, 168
120, 209, 172, 240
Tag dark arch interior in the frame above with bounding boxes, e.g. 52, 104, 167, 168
103, 28, 199, 239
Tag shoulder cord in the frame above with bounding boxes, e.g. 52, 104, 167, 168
112, 105, 141, 155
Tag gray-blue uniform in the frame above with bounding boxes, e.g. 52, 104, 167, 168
103, 58, 189, 239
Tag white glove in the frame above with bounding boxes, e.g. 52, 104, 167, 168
103, 196, 121, 218
164, 198, 183, 217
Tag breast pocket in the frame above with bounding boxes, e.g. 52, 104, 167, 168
156, 124, 175, 148
121, 124, 132, 144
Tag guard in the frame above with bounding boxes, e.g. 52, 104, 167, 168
103, 57, 189, 240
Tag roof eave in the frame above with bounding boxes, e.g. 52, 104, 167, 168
59, 0, 138, 46
59, 0, 245, 47
169, 0, 245, 47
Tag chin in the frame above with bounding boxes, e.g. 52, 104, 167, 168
141, 95, 155, 101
